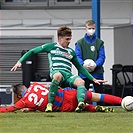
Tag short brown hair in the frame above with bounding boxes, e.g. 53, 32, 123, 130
12, 84, 23, 95
57, 26, 72, 37
86, 20, 95, 27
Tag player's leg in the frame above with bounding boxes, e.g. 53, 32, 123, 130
84, 104, 96, 112
91, 92, 122, 105
45, 72, 62, 112
86, 91, 121, 112
85, 104, 113, 113
85, 91, 114, 112
69, 76, 86, 112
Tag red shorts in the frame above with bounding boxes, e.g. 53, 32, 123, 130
60, 90, 92, 112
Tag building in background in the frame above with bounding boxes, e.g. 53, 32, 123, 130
0, 0, 132, 86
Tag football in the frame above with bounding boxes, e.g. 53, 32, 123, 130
121, 96, 133, 111
83, 59, 96, 72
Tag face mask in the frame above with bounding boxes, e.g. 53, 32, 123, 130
87, 29, 95, 36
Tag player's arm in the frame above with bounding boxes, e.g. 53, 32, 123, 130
11, 43, 54, 71
11, 45, 44, 71
72, 55, 107, 84
0, 106, 18, 113
18, 43, 55, 63
0, 99, 26, 113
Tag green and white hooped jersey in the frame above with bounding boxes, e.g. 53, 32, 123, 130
19, 42, 94, 81
47, 43, 75, 74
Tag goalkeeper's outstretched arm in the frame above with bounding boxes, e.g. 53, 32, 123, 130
0, 106, 18, 113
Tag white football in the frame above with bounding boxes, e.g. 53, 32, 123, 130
121, 96, 133, 111
83, 59, 96, 72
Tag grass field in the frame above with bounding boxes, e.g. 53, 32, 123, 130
0, 106, 132, 133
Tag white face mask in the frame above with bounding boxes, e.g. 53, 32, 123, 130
87, 29, 95, 36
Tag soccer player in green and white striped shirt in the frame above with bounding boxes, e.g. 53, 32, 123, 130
11, 26, 106, 112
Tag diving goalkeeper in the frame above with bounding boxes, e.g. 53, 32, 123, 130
0, 82, 122, 113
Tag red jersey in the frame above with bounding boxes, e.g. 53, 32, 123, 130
15, 83, 49, 111
0, 82, 92, 112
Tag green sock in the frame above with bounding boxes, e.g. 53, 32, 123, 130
48, 79, 59, 103
77, 85, 86, 102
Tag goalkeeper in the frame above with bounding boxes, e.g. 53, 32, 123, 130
0, 82, 122, 113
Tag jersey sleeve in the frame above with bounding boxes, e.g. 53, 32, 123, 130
19, 42, 56, 62
0, 100, 25, 113
0, 106, 17, 113
14, 99, 26, 109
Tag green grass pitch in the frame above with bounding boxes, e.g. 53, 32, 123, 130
0, 106, 133, 133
